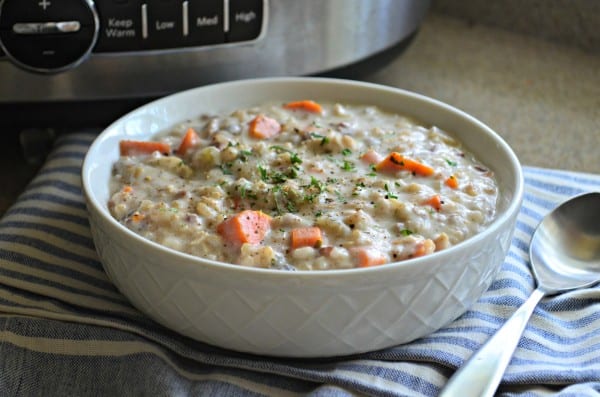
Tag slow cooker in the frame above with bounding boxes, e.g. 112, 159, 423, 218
0, 0, 429, 127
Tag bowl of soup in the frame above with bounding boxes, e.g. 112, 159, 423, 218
82, 77, 523, 357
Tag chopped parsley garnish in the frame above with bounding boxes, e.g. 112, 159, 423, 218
384, 183, 398, 199
286, 201, 297, 213
341, 160, 355, 171
270, 145, 289, 153
258, 165, 268, 181
239, 185, 257, 200
270, 172, 288, 184
352, 181, 367, 196
302, 177, 325, 203
335, 191, 347, 204
270, 185, 298, 215
239, 150, 254, 161
219, 163, 233, 175
308, 176, 324, 192
270, 145, 303, 165
400, 229, 414, 236
290, 153, 302, 165
341, 148, 352, 156
304, 193, 317, 203
445, 158, 458, 166
258, 161, 300, 185
310, 132, 330, 146
367, 164, 377, 176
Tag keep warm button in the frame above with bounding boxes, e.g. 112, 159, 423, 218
145, 0, 182, 49
106, 19, 135, 38
94, 0, 143, 53
228, 0, 263, 42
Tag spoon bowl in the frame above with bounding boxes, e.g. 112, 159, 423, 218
530, 192, 600, 293
441, 191, 600, 397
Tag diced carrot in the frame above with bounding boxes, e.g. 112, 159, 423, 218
412, 239, 436, 258
445, 175, 459, 189
176, 127, 200, 155
216, 210, 272, 246
283, 100, 323, 114
360, 149, 383, 165
350, 246, 387, 268
425, 194, 443, 211
290, 227, 323, 249
248, 114, 282, 139
122, 185, 133, 193
120, 140, 171, 156
375, 152, 435, 177
130, 212, 144, 223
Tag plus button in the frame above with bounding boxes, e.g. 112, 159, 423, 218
38, 0, 51, 10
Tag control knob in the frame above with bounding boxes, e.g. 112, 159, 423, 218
0, 0, 99, 73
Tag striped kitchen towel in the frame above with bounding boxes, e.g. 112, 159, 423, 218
0, 132, 599, 397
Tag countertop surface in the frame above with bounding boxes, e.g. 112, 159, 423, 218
1, 12, 599, 214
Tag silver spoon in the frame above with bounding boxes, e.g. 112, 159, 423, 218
440, 191, 600, 397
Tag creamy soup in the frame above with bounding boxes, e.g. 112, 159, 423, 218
109, 100, 498, 270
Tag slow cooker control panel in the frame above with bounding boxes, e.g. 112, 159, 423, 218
94, 0, 264, 52
0, 0, 265, 73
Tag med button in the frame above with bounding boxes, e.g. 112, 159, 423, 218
228, 0, 263, 42
185, 0, 224, 46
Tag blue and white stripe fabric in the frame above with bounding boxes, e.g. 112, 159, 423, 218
1, 132, 599, 396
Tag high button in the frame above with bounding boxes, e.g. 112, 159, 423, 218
227, 0, 263, 42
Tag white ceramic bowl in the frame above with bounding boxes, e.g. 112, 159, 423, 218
82, 77, 523, 357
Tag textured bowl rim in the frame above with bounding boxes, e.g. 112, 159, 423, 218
82, 76, 524, 280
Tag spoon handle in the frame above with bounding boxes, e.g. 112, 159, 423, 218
439, 288, 545, 397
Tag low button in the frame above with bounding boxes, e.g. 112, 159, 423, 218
145, 0, 182, 49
